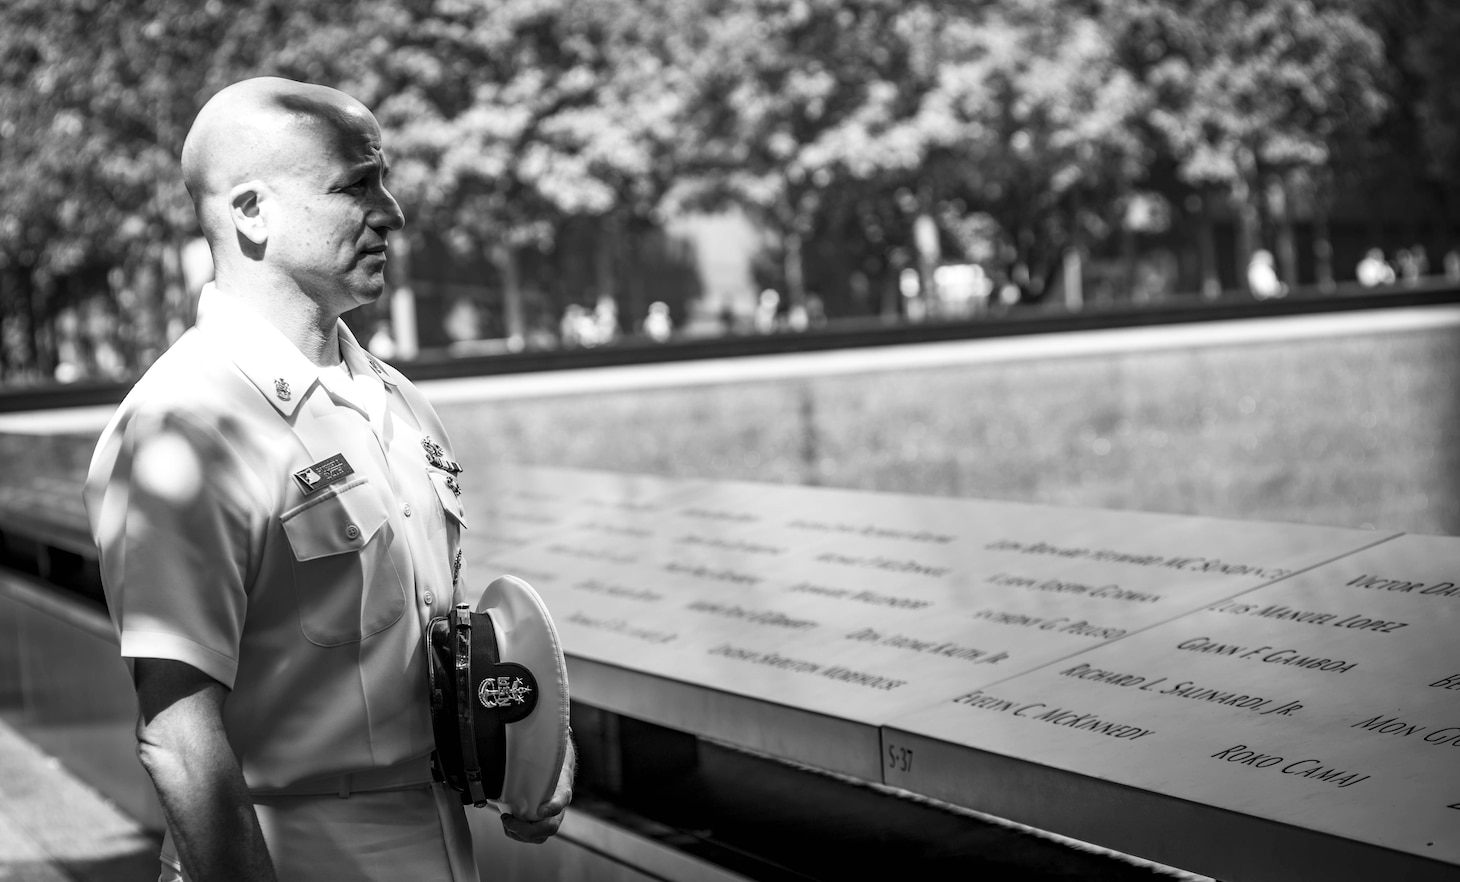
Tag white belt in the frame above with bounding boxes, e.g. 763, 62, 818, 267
250, 758, 435, 798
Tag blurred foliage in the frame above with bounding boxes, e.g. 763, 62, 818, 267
919, 1, 1154, 298
0, 0, 1449, 382
0, 0, 321, 376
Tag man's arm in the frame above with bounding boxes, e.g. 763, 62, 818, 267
134, 658, 277, 882
501, 736, 577, 844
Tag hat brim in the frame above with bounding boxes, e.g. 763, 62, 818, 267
475, 574, 571, 819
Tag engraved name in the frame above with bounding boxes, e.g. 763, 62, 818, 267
972, 608, 1128, 640
677, 534, 787, 555
546, 543, 636, 565
1210, 744, 1370, 788
815, 552, 950, 578
846, 627, 1008, 664
707, 644, 907, 690
664, 561, 762, 585
1059, 664, 1303, 716
579, 520, 651, 538
567, 611, 677, 644
986, 542, 1291, 580
1210, 599, 1409, 633
949, 689, 1153, 740
1351, 714, 1460, 746
785, 581, 932, 609
1346, 573, 1460, 598
579, 497, 661, 513
682, 507, 759, 523
572, 579, 663, 602
687, 601, 818, 630
987, 573, 1160, 604
788, 518, 954, 544
1176, 637, 1356, 672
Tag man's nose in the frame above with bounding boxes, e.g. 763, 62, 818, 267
371, 186, 405, 231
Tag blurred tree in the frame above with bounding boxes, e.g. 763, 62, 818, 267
1403, 2, 1460, 203
913, 0, 1150, 306
1104, 0, 1387, 294
0, 0, 300, 378
0, 0, 1434, 386
1356, 0, 1460, 230
663, 0, 967, 319
665, 0, 1153, 314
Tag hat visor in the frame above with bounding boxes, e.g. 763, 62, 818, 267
476, 574, 571, 819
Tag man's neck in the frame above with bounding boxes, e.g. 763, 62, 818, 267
214, 276, 343, 367
269, 304, 342, 367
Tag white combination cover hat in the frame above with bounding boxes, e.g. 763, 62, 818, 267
427, 574, 570, 818
476, 574, 571, 818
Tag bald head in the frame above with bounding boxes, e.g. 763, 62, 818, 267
179, 77, 404, 316
181, 77, 380, 241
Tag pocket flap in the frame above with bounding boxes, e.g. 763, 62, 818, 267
280, 478, 389, 561
429, 471, 468, 529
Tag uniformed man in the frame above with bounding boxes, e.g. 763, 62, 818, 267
84, 77, 574, 882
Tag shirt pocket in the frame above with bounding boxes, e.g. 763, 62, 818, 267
279, 477, 405, 647
427, 470, 468, 530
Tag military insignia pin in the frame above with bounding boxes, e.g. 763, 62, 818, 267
478, 675, 533, 709
421, 436, 463, 474
274, 378, 292, 401
293, 453, 354, 494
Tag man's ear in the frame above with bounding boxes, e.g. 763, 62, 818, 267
229, 181, 270, 247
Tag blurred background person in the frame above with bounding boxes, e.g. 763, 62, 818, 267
1246, 249, 1287, 299
643, 301, 673, 342
1356, 248, 1396, 287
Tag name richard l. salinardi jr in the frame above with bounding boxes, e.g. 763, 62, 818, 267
1057, 663, 1305, 717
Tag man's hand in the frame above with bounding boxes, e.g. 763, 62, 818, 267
501, 738, 576, 844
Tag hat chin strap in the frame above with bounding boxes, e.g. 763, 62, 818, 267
453, 604, 506, 806
452, 607, 493, 806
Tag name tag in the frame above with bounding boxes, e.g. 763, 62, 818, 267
294, 454, 354, 495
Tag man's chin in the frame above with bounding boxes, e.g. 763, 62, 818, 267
342, 280, 388, 312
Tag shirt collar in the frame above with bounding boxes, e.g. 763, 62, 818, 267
334, 320, 393, 430
337, 320, 398, 388
195, 283, 393, 418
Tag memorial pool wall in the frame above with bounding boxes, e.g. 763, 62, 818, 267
4, 303, 1458, 536
428, 305, 1460, 536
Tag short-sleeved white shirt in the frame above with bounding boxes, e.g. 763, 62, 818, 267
85, 284, 469, 791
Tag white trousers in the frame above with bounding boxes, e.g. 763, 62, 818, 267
159, 783, 480, 882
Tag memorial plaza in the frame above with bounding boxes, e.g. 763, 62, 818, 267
3, 307, 1459, 880
7, 3, 1460, 878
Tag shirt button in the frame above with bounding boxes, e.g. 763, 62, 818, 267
423, 591, 434, 605
403, 503, 413, 517
344, 524, 360, 540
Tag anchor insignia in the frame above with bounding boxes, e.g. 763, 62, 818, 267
478, 675, 533, 709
